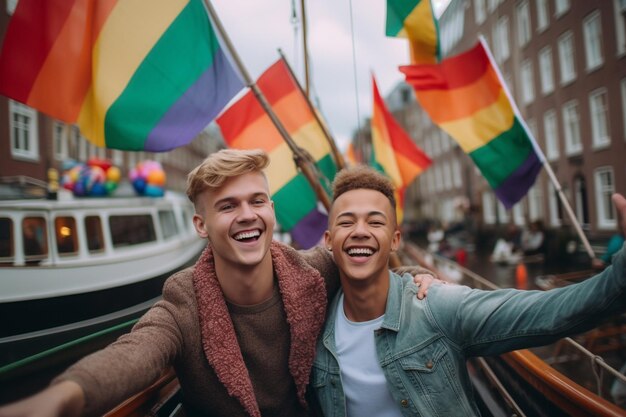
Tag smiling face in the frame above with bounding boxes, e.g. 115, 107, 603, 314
193, 171, 275, 273
325, 188, 400, 285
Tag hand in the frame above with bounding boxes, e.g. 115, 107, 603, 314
413, 272, 448, 300
591, 257, 606, 271
613, 193, 626, 238
0, 381, 84, 417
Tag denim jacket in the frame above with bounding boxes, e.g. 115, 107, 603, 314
312, 245, 626, 417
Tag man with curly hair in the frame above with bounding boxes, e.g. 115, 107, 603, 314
313, 165, 626, 417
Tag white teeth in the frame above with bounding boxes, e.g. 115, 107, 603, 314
347, 247, 373, 256
234, 230, 260, 240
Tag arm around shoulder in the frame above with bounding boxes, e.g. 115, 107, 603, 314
0, 380, 84, 417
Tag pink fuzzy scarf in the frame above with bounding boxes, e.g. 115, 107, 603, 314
193, 241, 327, 417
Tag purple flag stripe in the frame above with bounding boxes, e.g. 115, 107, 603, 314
290, 209, 328, 249
145, 47, 243, 151
494, 151, 542, 209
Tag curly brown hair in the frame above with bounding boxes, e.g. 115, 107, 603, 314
331, 165, 396, 210
186, 149, 269, 205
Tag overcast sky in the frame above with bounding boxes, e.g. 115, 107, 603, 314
211, 0, 448, 151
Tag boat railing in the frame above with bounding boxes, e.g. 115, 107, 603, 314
401, 242, 626, 410
0, 176, 47, 190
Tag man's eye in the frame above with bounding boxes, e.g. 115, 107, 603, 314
370, 221, 385, 226
252, 199, 266, 206
338, 221, 353, 227
219, 204, 234, 211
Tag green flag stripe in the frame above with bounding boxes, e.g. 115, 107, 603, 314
105, 0, 218, 149
469, 117, 534, 188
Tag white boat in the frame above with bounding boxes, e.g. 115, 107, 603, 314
0, 190, 205, 366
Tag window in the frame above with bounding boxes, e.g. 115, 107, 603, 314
614, 0, 626, 55
109, 215, 156, 247
159, 210, 179, 240
53, 122, 68, 161
543, 110, 559, 160
497, 201, 510, 223
528, 183, 544, 221
526, 118, 537, 138
594, 167, 616, 229
558, 31, 576, 85
573, 176, 589, 226
539, 47, 554, 95
452, 158, 462, 188
474, 0, 486, 25
562, 100, 582, 155
537, 0, 549, 31
513, 204, 525, 226
548, 182, 561, 226
435, 165, 443, 191
0, 218, 14, 261
555, 0, 570, 17
85, 216, 104, 252
583, 11, 604, 71
520, 59, 535, 104
493, 17, 510, 63
482, 192, 496, 224
427, 170, 435, 196
55, 216, 78, 256
516, 1, 531, 47
9, 100, 39, 161
112, 150, 124, 166
589, 88, 610, 148
22, 217, 48, 264
487, 0, 499, 13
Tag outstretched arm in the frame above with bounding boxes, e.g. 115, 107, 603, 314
0, 381, 84, 417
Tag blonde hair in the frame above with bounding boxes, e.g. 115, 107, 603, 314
331, 165, 396, 210
186, 148, 269, 204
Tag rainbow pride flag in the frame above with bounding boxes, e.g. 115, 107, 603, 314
370, 76, 432, 221
386, 0, 440, 64
0, 0, 243, 151
217, 60, 337, 249
400, 40, 543, 208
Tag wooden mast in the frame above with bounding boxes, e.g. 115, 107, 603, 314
300, 0, 310, 98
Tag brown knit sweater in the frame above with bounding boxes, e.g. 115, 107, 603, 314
54, 242, 339, 417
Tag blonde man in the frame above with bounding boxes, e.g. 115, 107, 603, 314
313, 165, 626, 417
0, 150, 434, 417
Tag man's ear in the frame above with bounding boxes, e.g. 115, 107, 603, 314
192, 213, 208, 239
324, 230, 332, 251
391, 229, 401, 252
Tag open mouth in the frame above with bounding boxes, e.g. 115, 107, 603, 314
233, 229, 261, 242
346, 247, 374, 257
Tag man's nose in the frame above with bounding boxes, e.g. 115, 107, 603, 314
237, 202, 257, 221
352, 220, 369, 237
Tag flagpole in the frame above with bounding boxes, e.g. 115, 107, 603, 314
278, 49, 346, 171
300, 0, 311, 98
479, 36, 595, 259
203, 0, 331, 211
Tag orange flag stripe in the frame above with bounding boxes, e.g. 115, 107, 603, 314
28, 0, 117, 122
415, 64, 502, 124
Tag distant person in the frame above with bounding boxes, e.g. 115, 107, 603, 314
0, 149, 435, 417
490, 224, 522, 264
312, 165, 626, 417
520, 220, 545, 256
426, 223, 444, 253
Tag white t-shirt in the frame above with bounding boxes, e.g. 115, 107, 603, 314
334, 294, 404, 417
